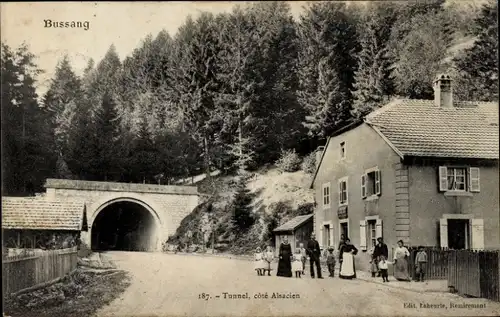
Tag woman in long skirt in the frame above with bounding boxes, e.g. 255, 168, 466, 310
393, 240, 411, 281
339, 238, 358, 279
276, 237, 293, 277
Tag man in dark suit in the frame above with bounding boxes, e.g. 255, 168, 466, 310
307, 233, 323, 278
373, 237, 388, 277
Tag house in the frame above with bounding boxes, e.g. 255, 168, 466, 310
2, 197, 88, 250
273, 214, 314, 255
310, 74, 499, 271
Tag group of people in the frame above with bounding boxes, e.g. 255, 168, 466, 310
254, 233, 359, 279
255, 234, 429, 283
369, 238, 428, 282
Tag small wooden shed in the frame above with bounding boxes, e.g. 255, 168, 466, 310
2, 197, 88, 250
273, 214, 314, 256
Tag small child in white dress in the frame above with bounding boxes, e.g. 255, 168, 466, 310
264, 245, 274, 276
254, 247, 266, 276
292, 249, 303, 278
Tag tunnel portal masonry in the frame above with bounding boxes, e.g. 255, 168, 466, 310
44, 179, 200, 251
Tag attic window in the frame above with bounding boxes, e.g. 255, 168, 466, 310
340, 142, 346, 159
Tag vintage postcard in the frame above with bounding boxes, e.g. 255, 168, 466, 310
1, 1, 499, 316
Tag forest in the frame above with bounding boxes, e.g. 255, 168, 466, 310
2, 0, 498, 197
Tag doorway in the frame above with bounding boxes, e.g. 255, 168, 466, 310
340, 222, 349, 240
323, 225, 331, 247
448, 219, 469, 249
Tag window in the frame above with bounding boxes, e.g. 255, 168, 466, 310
338, 178, 348, 205
367, 220, 377, 248
340, 142, 346, 159
322, 183, 331, 208
359, 217, 382, 251
361, 169, 381, 198
438, 166, 480, 192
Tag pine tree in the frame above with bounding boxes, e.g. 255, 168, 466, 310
43, 55, 83, 178
453, 0, 498, 101
216, 7, 263, 172
297, 2, 358, 139
1, 43, 56, 194
391, 9, 452, 99
168, 14, 223, 176
231, 177, 255, 233
93, 92, 124, 181
351, 4, 397, 118
249, 2, 305, 163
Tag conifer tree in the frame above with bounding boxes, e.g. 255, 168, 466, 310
43, 55, 83, 178
297, 2, 358, 139
1, 43, 56, 195
453, 0, 498, 101
351, 4, 397, 118
216, 7, 263, 172
231, 177, 255, 233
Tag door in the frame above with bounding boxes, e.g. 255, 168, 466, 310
340, 222, 348, 240
323, 225, 331, 247
448, 219, 469, 249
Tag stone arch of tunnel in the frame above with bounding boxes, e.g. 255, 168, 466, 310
90, 198, 162, 252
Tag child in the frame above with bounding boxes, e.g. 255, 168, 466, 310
298, 243, 307, 275
415, 246, 428, 282
292, 249, 303, 278
264, 245, 274, 276
378, 255, 393, 282
326, 246, 336, 277
254, 247, 265, 276
368, 244, 378, 278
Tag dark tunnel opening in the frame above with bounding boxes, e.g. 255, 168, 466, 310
91, 201, 157, 252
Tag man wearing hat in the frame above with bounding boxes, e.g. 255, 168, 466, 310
306, 233, 323, 278
326, 246, 336, 277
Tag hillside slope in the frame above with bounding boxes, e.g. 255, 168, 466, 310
166, 166, 315, 254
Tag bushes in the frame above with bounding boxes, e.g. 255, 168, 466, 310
301, 152, 316, 174
275, 149, 302, 173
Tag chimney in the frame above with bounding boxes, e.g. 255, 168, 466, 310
315, 146, 324, 169
433, 74, 453, 108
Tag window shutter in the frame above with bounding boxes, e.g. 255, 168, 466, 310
438, 166, 448, 192
338, 182, 343, 204
439, 218, 448, 248
345, 179, 348, 203
361, 174, 366, 198
359, 220, 367, 251
319, 227, 324, 248
375, 218, 383, 239
469, 168, 480, 192
471, 219, 484, 250
375, 170, 382, 195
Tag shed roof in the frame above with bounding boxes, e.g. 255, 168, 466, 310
2, 197, 87, 231
273, 214, 313, 233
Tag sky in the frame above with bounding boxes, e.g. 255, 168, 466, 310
0, 1, 308, 95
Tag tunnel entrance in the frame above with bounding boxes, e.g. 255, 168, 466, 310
91, 201, 157, 252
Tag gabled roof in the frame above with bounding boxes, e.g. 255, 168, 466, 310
273, 214, 313, 233
310, 98, 499, 189
365, 99, 499, 160
2, 197, 87, 231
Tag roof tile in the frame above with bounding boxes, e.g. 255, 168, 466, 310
273, 214, 313, 232
2, 197, 86, 231
365, 99, 499, 159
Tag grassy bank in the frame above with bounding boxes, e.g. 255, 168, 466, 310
4, 268, 130, 317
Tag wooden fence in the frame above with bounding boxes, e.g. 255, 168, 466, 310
405, 247, 449, 280
2, 246, 78, 295
448, 250, 500, 302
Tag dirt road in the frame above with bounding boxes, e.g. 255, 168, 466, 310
96, 251, 500, 317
